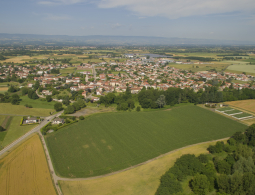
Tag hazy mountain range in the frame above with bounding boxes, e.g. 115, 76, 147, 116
0, 33, 254, 46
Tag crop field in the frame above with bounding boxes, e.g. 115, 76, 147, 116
233, 113, 252, 119
227, 65, 255, 73
227, 100, 255, 114
224, 109, 242, 115
1, 116, 38, 148
59, 139, 223, 195
0, 135, 57, 195
46, 105, 246, 178
0, 87, 8, 91
168, 62, 229, 72
60, 67, 76, 74
20, 96, 55, 109
216, 107, 233, 111
0, 103, 52, 116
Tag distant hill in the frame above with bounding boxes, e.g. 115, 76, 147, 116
0, 33, 254, 46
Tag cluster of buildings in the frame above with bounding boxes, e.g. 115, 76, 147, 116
0, 56, 255, 101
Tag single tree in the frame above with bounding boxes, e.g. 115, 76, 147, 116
54, 102, 63, 111
156, 95, 166, 108
46, 95, 52, 102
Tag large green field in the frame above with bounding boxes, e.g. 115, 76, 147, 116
20, 95, 55, 109
227, 65, 255, 73
0, 116, 38, 148
0, 103, 53, 116
46, 105, 246, 178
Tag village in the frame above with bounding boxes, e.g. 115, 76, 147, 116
0, 54, 254, 103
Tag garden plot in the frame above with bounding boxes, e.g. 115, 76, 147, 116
216, 107, 234, 112
224, 109, 243, 115
232, 113, 253, 120
216, 107, 254, 120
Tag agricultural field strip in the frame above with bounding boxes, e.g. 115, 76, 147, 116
233, 113, 253, 118
0, 135, 57, 195
227, 103, 255, 115
216, 107, 253, 120
224, 109, 243, 115
46, 105, 246, 178
57, 137, 229, 183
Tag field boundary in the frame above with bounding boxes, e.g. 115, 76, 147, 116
56, 137, 229, 181
38, 132, 63, 195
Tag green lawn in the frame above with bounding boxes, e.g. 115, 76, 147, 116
20, 96, 55, 109
216, 107, 232, 111
233, 113, 252, 118
0, 103, 53, 116
60, 67, 76, 74
0, 116, 38, 148
46, 105, 246, 178
0, 116, 5, 126
224, 109, 242, 115
227, 65, 255, 73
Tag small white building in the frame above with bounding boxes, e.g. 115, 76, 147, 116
25, 117, 38, 124
52, 118, 65, 125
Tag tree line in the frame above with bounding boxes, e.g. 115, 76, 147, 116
137, 86, 255, 109
156, 124, 255, 195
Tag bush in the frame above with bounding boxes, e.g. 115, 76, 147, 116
0, 126, 5, 132
24, 104, 33, 108
79, 116, 85, 120
136, 106, 141, 112
46, 95, 52, 102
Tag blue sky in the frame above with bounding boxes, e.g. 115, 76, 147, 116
0, 0, 255, 41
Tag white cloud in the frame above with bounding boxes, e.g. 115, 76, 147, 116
44, 14, 72, 20
111, 23, 122, 29
97, 0, 255, 19
38, 0, 84, 5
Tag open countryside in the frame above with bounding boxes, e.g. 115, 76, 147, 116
59, 139, 224, 195
46, 105, 246, 178
0, 135, 57, 195
0, 103, 53, 116
227, 65, 255, 74
227, 99, 255, 114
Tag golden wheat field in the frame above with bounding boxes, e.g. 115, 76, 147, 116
0, 135, 57, 195
227, 100, 255, 114
0, 87, 8, 91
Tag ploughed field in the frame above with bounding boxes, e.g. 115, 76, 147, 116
46, 105, 246, 178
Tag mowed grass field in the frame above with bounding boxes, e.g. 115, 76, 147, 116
46, 105, 246, 178
20, 95, 55, 109
0, 103, 52, 116
1, 116, 38, 148
59, 139, 225, 195
0, 135, 57, 195
227, 65, 255, 73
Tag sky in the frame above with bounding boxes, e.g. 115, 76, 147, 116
0, 0, 255, 41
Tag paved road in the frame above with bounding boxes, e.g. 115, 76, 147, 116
0, 111, 63, 157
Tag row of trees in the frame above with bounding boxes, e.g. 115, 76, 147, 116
156, 125, 255, 195
138, 86, 255, 109
0, 93, 20, 105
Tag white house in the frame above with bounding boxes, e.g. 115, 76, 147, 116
52, 118, 65, 125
